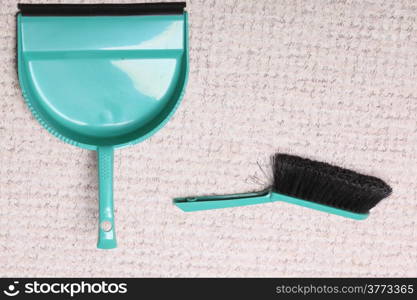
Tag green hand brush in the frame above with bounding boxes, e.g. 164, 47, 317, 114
174, 154, 392, 220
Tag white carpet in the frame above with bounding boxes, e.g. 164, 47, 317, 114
1, 0, 416, 277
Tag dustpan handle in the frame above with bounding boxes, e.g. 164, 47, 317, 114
97, 146, 117, 249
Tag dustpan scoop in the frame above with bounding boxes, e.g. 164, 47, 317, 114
17, 3, 189, 249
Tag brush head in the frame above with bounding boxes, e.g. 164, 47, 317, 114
271, 154, 392, 214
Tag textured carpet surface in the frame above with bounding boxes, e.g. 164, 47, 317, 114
1, 0, 416, 277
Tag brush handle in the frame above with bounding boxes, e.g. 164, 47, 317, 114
97, 146, 117, 249
174, 191, 369, 220
174, 191, 272, 211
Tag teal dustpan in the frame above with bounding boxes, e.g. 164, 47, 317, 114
17, 3, 189, 249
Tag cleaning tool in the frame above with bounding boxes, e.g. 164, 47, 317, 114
17, 2, 189, 249
174, 154, 392, 220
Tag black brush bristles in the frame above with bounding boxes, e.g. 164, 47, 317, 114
272, 154, 392, 214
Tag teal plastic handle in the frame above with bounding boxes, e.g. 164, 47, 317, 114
174, 191, 272, 211
174, 191, 369, 220
97, 146, 117, 249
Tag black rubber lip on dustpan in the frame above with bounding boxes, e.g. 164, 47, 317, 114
18, 2, 186, 16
